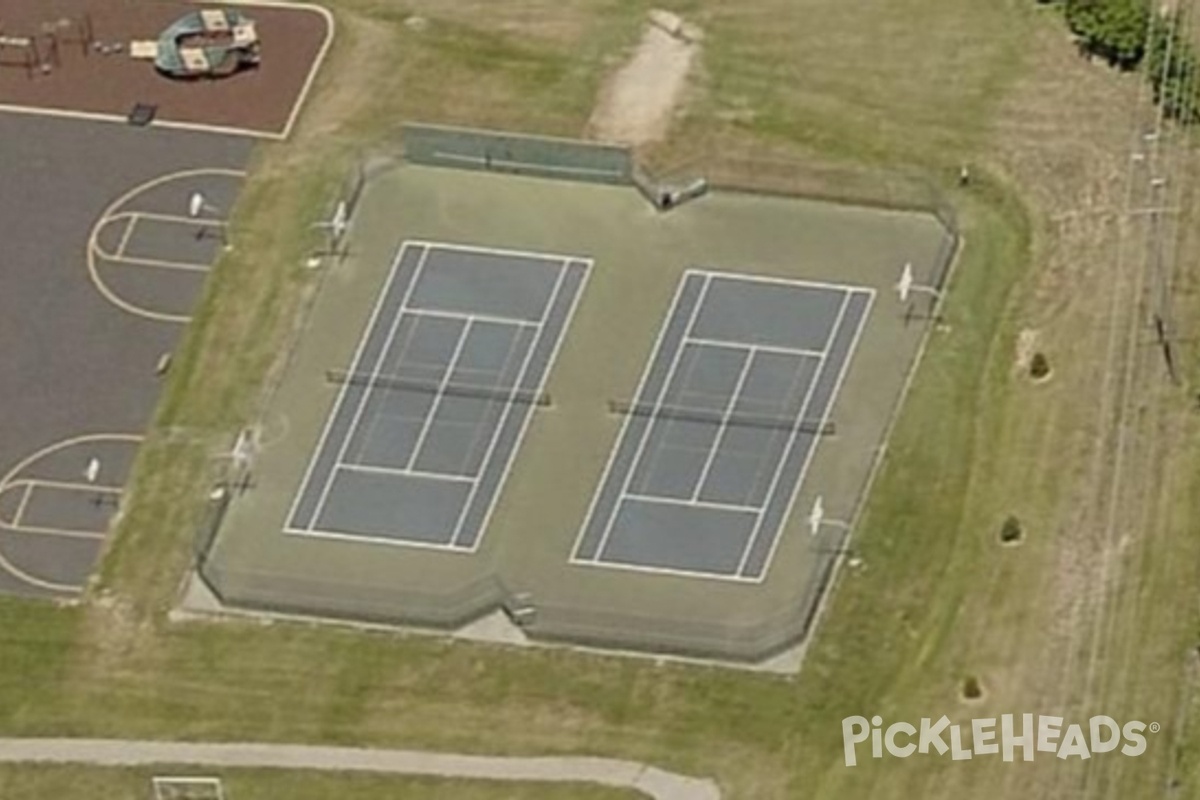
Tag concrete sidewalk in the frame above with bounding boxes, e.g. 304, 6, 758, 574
0, 738, 721, 800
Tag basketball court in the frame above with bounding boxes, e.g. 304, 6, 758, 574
0, 99, 250, 599
0, 0, 334, 598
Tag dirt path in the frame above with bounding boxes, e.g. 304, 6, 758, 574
0, 738, 721, 800
586, 11, 699, 146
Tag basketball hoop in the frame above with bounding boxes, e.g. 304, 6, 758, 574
188, 191, 216, 218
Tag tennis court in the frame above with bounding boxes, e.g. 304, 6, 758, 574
197, 141, 955, 663
572, 271, 872, 581
286, 241, 590, 550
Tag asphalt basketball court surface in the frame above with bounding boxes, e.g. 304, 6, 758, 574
0, 113, 249, 598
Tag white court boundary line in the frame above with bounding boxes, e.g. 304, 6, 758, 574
570, 269, 874, 584
623, 493, 761, 516
685, 336, 823, 359
675, 346, 823, 520
114, 216, 136, 259
110, 210, 227, 228
297, 246, 560, 546
87, 168, 246, 323
743, 286, 874, 581
587, 273, 713, 561
296, 255, 586, 551
0, 1, 335, 141
283, 243, 422, 533
727, 291, 847, 575
303, 244, 428, 529
402, 320, 479, 470
96, 211, 227, 272
730, 351, 825, 520
0, 433, 142, 594
463, 258, 592, 550
3, 478, 122, 540
384, 293, 554, 491
405, 239, 593, 269
1, 524, 110, 543
286, 242, 592, 553
733, 289, 851, 577
97, 255, 213, 274
448, 265, 570, 547
336, 463, 475, 484
585, 344, 820, 519
334, 316, 535, 480
690, 346, 758, 502
410, 307, 543, 330
702, 270, 860, 293
570, 273, 701, 565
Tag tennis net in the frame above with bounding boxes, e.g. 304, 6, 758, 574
327, 369, 551, 407
608, 399, 834, 435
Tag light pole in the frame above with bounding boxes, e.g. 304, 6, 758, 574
310, 199, 349, 266
807, 495, 860, 563
895, 261, 940, 304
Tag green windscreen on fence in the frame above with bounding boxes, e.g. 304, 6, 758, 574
402, 123, 634, 185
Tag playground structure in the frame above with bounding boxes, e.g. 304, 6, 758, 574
0, 15, 93, 78
0, 0, 328, 137
131, 9, 260, 79
0, 7, 260, 82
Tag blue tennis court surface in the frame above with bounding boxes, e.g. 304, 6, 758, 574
287, 241, 590, 550
572, 270, 873, 581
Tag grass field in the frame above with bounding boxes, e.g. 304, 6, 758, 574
0, 765, 642, 799
2, 0, 1200, 798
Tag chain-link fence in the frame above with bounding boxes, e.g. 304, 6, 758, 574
523, 556, 841, 663
191, 123, 962, 664
403, 123, 634, 185
201, 560, 510, 629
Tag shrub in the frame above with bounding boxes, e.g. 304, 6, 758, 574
1030, 352, 1051, 380
1000, 515, 1024, 544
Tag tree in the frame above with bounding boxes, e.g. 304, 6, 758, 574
1065, 0, 1151, 69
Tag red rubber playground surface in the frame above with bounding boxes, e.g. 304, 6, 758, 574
0, 0, 331, 137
